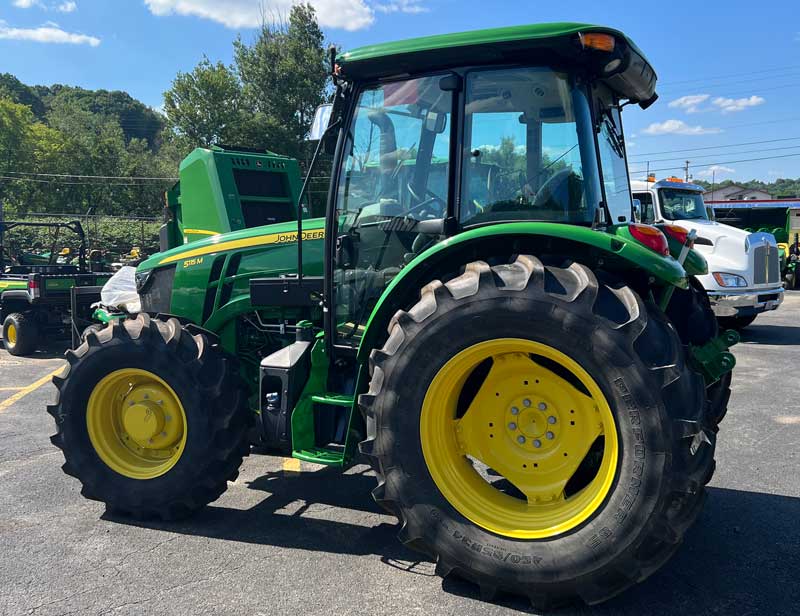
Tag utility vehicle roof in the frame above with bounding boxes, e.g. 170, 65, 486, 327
340, 22, 657, 104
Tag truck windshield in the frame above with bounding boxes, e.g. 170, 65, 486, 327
659, 189, 708, 221
460, 67, 598, 226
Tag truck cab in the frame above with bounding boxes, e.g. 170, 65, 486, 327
632, 178, 783, 328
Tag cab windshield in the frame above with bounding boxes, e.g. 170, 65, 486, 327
659, 189, 708, 221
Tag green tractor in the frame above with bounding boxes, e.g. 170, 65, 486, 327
49, 23, 737, 607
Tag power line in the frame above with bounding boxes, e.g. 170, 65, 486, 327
658, 64, 800, 87
0, 176, 166, 187
634, 115, 800, 139
658, 70, 800, 94
629, 136, 800, 158
3, 171, 177, 181
630, 152, 800, 177
630, 144, 800, 166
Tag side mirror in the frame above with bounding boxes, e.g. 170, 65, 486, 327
631, 198, 642, 223
307, 104, 333, 141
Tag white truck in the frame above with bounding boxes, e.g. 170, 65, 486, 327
631, 178, 784, 329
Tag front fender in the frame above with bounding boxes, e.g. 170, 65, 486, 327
356, 222, 688, 361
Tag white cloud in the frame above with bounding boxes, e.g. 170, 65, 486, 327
642, 119, 722, 136
696, 165, 735, 178
144, 0, 375, 31
374, 0, 429, 14
668, 94, 710, 114
711, 95, 765, 114
0, 20, 100, 46
58, 1, 77, 12
12, 0, 44, 7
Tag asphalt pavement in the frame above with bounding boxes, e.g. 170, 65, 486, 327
0, 295, 798, 616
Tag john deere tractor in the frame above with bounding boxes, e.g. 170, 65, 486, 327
49, 23, 737, 608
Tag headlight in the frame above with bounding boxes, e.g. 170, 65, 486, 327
713, 272, 748, 287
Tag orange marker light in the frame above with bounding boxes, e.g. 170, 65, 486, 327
578, 32, 616, 53
628, 223, 670, 256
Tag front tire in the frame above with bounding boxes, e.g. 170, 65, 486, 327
48, 314, 252, 520
359, 256, 715, 608
2, 312, 39, 356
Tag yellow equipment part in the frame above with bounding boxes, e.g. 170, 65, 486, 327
86, 368, 187, 480
420, 338, 618, 540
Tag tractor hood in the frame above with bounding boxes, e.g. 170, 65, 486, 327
137, 219, 326, 273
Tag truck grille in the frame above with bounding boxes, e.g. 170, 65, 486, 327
752, 243, 780, 285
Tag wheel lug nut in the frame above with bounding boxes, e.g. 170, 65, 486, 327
165, 415, 172, 421
538, 402, 547, 410
533, 439, 542, 448
128, 401, 135, 407
157, 400, 163, 406
546, 431, 555, 440
523, 399, 531, 407
548, 416, 557, 424
161, 431, 167, 437
517, 436, 526, 444
508, 422, 517, 431
510, 407, 519, 415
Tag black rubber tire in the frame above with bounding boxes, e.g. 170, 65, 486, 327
48, 313, 252, 520
666, 279, 733, 425
80, 322, 107, 342
2, 312, 39, 356
359, 256, 715, 609
718, 314, 757, 331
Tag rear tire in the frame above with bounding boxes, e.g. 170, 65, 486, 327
718, 314, 757, 331
48, 313, 252, 520
360, 256, 715, 608
2, 312, 39, 356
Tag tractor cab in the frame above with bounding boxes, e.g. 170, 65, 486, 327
325, 25, 654, 347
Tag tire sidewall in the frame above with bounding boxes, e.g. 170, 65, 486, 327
374, 289, 672, 583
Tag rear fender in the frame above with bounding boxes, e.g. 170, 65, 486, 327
356, 222, 688, 361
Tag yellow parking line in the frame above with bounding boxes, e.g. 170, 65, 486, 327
0, 367, 64, 414
282, 457, 301, 473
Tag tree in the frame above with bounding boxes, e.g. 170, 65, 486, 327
163, 58, 244, 148
233, 2, 328, 158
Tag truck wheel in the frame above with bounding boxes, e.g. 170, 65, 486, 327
359, 256, 714, 608
718, 315, 757, 331
2, 312, 39, 356
48, 313, 252, 520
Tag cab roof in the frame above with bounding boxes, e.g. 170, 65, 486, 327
340, 22, 656, 104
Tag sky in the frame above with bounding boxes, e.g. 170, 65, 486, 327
1, 0, 799, 183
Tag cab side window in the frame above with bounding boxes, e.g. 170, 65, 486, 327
633, 192, 655, 223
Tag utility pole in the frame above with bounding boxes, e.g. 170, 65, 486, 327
684, 160, 691, 182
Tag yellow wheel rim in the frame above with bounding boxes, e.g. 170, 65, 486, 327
420, 338, 619, 539
6, 323, 17, 346
86, 369, 187, 480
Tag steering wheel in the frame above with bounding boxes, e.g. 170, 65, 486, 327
532, 168, 574, 208
406, 182, 446, 218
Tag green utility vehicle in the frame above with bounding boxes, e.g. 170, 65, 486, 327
50, 24, 737, 607
1, 220, 112, 356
